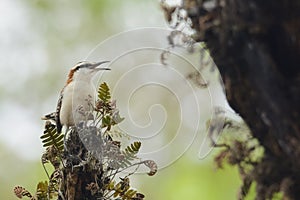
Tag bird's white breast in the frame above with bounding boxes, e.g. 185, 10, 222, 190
60, 80, 96, 127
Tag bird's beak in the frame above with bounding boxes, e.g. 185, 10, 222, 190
91, 61, 111, 71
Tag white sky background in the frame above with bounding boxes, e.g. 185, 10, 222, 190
0, 0, 46, 160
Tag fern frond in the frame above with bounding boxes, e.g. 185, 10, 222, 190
142, 160, 157, 176
98, 82, 111, 103
125, 142, 141, 154
124, 189, 137, 199
36, 181, 48, 199
40, 121, 64, 152
13, 186, 35, 199
105, 141, 141, 169
106, 178, 142, 200
111, 141, 141, 168
123, 141, 141, 160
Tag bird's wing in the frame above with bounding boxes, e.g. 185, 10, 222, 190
41, 112, 56, 121
56, 92, 63, 134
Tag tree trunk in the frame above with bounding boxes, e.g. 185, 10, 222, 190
180, 0, 300, 199
60, 128, 102, 200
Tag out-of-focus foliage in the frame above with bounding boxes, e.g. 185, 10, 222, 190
138, 155, 245, 200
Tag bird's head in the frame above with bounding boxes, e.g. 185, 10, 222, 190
67, 61, 110, 84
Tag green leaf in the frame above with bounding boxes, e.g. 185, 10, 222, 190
114, 142, 142, 167
126, 141, 141, 153
36, 181, 48, 199
124, 189, 137, 198
102, 115, 111, 127
40, 121, 64, 152
98, 82, 111, 103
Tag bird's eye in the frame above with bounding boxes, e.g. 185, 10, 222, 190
72, 61, 90, 71
79, 63, 89, 69
75, 63, 86, 70
74, 66, 81, 71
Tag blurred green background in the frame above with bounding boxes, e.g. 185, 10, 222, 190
0, 0, 245, 199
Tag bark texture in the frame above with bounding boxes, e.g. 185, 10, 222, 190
60, 128, 102, 200
180, 0, 300, 199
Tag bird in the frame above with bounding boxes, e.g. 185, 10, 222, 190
42, 61, 110, 134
